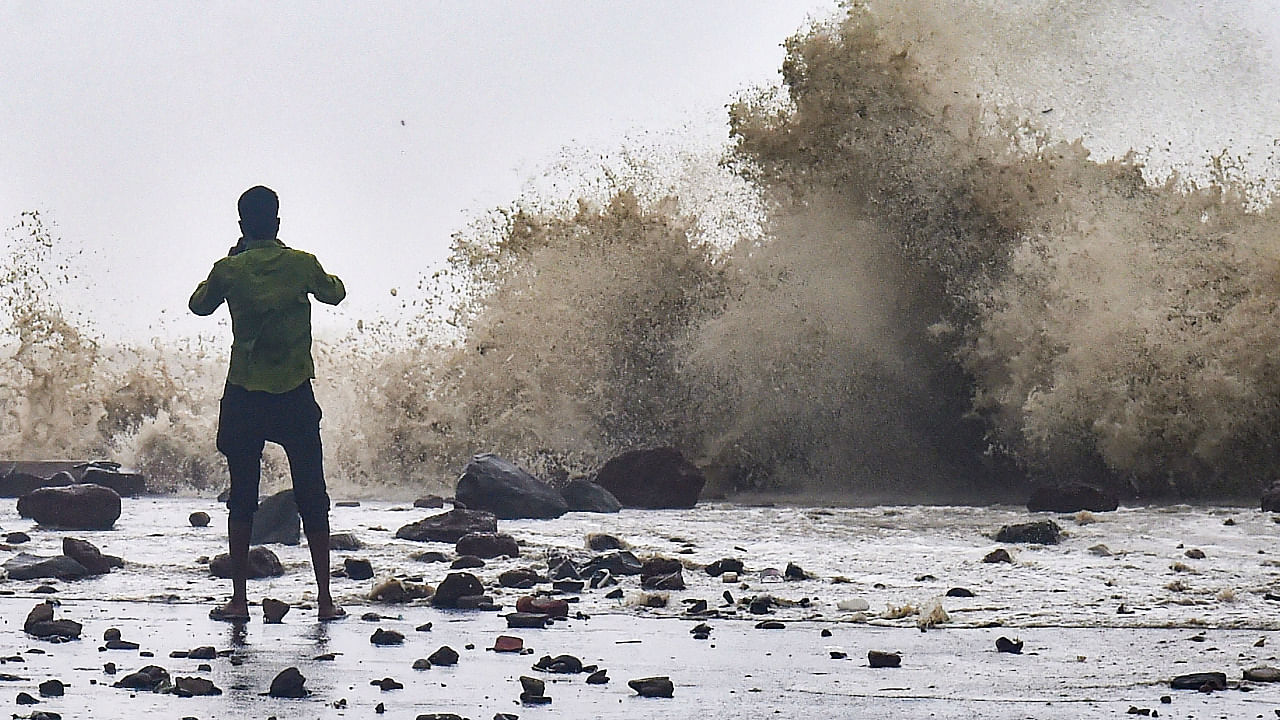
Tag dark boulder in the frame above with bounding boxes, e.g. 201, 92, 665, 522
456, 532, 519, 559
208, 546, 284, 579
344, 558, 374, 581
413, 495, 445, 509
62, 537, 121, 575
1027, 483, 1118, 513
115, 665, 170, 691
498, 568, 544, 589
1170, 671, 1226, 691
586, 533, 624, 551
330, 532, 362, 551
189, 511, 211, 527
268, 666, 308, 698
593, 447, 705, 509
628, 676, 674, 697
1263, 482, 1280, 512
250, 489, 301, 545
396, 508, 498, 543
0, 468, 73, 497
581, 550, 643, 577
559, 479, 622, 513
4, 553, 90, 581
80, 465, 147, 496
432, 572, 485, 608
995, 520, 1062, 545
17, 483, 121, 529
454, 454, 568, 520
705, 558, 744, 576
868, 650, 902, 668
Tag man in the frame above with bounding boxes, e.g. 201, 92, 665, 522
190, 185, 346, 621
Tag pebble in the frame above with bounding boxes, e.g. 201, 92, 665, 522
868, 650, 901, 668
996, 636, 1023, 654
262, 598, 290, 623
371, 629, 405, 646
37, 679, 64, 697
268, 667, 308, 698
628, 676, 674, 697
428, 646, 459, 666
188, 512, 210, 527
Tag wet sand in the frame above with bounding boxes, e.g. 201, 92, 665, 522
5, 498, 1280, 718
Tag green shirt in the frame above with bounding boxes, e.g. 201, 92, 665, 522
189, 238, 345, 393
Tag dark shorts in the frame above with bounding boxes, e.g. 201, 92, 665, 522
216, 380, 330, 532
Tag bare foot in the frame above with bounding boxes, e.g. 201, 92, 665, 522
210, 601, 250, 622
318, 602, 346, 621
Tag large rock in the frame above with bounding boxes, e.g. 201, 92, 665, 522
17, 483, 121, 529
250, 489, 301, 545
455, 532, 519, 559
79, 464, 147, 496
995, 520, 1062, 545
208, 546, 284, 578
396, 508, 498, 543
592, 447, 705, 509
63, 537, 122, 575
4, 553, 90, 580
0, 469, 73, 497
560, 478, 622, 513
432, 572, 485, 608
454, 454, 568, 519
1026, 483, 1118, 513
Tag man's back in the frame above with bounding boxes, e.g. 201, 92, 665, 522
189, 239, 345, 393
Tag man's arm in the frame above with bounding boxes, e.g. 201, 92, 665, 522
308, 255, 346, 306
189, 264, 226, 316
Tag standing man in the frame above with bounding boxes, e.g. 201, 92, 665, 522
190, 185, 347, 621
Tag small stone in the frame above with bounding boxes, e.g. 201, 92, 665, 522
16, 691, 39, 704
371, 677, 403, 690
344, 558, 374, 581
586, 669, 609, 684
586, 533, 624, 551
982, 548, 1013, 563
262, 598, 290, 623
371, 629, 405, 646
428, 646, 459, 666
188, 646, 217, 660
506, 612, 550, 629
492, 636, 523, 653
519, 675, 545, 696
995, 637, 1023, 654
755, 620, 785, 630
1169, 671, 1226, 691
412, 658, 431, 670
268, 667, 308, 698
784, 562, 808, 580
5, 532, 31, 544
416, 622, 433, 632
103, 628, 122, 642
1244, 666, 1280, 682
188, 512, 210, 527
37, 679, 64, 697
868, 650, 901, 668
1184, 548, 1206, 559
945, 587, 975, 598
628, 676, 674, 697
451, 555, 486, 570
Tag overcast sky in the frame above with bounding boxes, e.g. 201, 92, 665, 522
1, 1, 834, 339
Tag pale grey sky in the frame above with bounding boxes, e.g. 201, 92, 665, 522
1, 1, 834, 339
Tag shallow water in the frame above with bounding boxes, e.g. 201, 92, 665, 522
3, 498, 1280, 718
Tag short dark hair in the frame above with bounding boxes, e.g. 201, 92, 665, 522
238, 186, 279, 237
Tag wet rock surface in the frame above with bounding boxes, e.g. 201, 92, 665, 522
593, 447, 705, 509
396, 508, 498, 543
454, 453, 569, 519
17, 484, 122, 529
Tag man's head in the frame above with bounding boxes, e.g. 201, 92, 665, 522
238, 186, 280, 240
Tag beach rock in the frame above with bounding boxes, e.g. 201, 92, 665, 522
115, 665, 169, 691
455, 454, 568, 519
371, 677, 403, 690
586, 532, 624, 551
412, 550, 450, 563
868, 650, 902, 668
5, 531, 31, 544
250, 489, 301, 545
432, 572, 485, 608
451, 555, 485, 569
17, 484, 121, 529
506, 612, 551, 629
371, 629, 405, 646
370, 578, 433, 603
173, 675, 221, 696
641, 556, 683, 577
1027, 483, 1118, 513
330, 532, 362, 550
16, 691, 38, 704
983, 548, 1013, 563
344, 558, 374, 580
456, 532, 519, 559
498, 568, 543, 589
37, 679, 64, 697
559, 479, 622, 513
428, 646, 459, 666
26, 617, 82, 640
553, 579, 584, 593
262, 598, 290, 623
995, 520, 1062, 545
80, 465, 147, 496
642, 570, 685, 591
208, 546, 284, 578
188, 511, 210, 527
412, 658, 431, 670
516, 596, 569, 618
548, 554, 581, 579
593, 447, 705, 509
586, 669, 609, 684
5, 553, 89, 581
534, 653, 583, 674
415, 715, 468, 720
493, 635, 523, 652
24, 601, 54, 629
784, 562, 809, 580
396, 508, 498, 543
628, 676, 674, 697
582, 550, 643, 576
589, 569, 617, 589
1262, 482, 1280, 512
1244, 666, 1280, 682
996, 636, 1023, 654
705, 558, 744, 576
519, 674, 548, 700
0, 467, 74, 497
268, 666, 308, 698
62, 537, 118, 575
946, 587, 976, 597
187, 646, 217, 660
1170, 671, 1226, 690
413, 494, 445, 509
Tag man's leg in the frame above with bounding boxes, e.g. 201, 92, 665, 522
216, 384, 263, 620
280, 383, 341, 619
